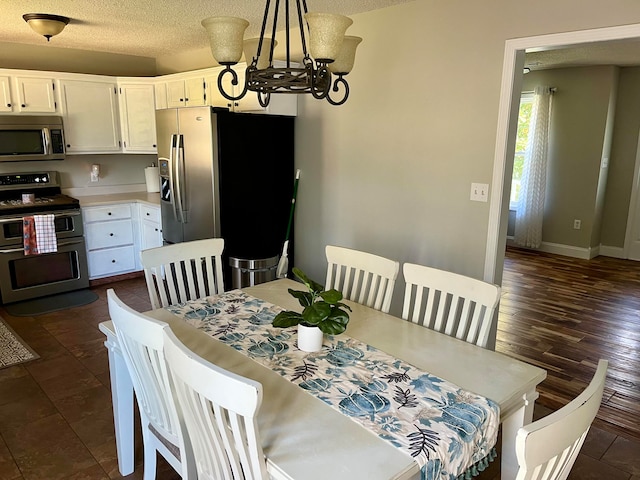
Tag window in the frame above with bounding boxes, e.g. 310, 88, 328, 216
510, 93, 533, 208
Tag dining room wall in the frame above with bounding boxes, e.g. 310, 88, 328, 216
290, 0, 640, 316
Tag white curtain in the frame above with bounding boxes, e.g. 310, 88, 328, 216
514, 85, 554, 248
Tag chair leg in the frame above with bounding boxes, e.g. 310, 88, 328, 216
141, 425, 158, 480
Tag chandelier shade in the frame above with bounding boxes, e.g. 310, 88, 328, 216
304, 13, 353, 63
328, 36, 363, 75
201, 16, 249, 64
23, 13, 70, 42
201, 1, 361, 107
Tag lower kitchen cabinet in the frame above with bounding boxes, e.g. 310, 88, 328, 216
138, 203, 162, 261
84, 203, 137, 279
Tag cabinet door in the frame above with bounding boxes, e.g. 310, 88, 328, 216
0, 76, 12, 112
185, 77, 206, 106
166, 80, 186, 108
141, 220, 163, 251
60, 80, 121, 153
155, 82, 168, 110
119, 84, 157, 153
14, 77, 57, 113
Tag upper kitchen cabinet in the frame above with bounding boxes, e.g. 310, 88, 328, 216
118, 83, 157, 153
165, 77, 206, 108
13, 76, 57, 113
60, 79, 121, 154
0, 77, 11, 113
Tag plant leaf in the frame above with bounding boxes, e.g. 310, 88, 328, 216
272, 311, 304, 328
302, 302, 331, 324
288, 288, 314, 307
292, 267, 324, 294
318, 310, 349, 335
320, 289, 343, 304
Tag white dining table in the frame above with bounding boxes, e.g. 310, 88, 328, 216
100, 278, 546, 480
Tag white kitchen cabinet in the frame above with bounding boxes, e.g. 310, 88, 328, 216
0, 76, 12, 112
118, 83, 157, 153
155, 81, 168, 110
13, 76, 57, 113
166, 77, 206, 108
60, 79, 121, 153
84, 203, 137, 279
139, 203, 163, 252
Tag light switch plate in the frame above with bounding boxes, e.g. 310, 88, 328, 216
470, 183, 489, 202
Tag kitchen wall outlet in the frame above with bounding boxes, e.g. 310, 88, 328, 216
90, 164, 100, 183
573, 219, 581, 230
470, 183, 489, 202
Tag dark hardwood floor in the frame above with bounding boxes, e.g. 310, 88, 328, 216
498, 246, 640, 441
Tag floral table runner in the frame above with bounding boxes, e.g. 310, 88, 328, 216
167, 290, 499, 480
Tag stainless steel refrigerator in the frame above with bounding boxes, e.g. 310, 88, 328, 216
156, 106, 295, 282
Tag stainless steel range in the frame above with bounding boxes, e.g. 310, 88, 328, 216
0, 171, 89, 304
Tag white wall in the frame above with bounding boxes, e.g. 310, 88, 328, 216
291, 0, 640, 316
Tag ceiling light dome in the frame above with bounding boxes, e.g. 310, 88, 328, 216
23, 13, 70, 42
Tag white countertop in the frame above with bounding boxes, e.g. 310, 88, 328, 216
75, 191, 161, 207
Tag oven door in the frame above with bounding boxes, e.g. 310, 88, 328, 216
0, 238, 90, 304
0, 210, 84, 247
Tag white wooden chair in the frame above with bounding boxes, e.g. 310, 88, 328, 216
325, 245, 399, 313
106, 289, 195, 480
401, 263, 501, 348
141, 238, 225, 309
515, 359, 608, 480
163, 328, 269, 480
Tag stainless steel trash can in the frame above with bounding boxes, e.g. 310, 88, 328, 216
229, 255, 279, 289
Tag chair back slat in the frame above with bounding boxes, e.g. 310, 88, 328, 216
515, 360, 608, 480
402, 263, 500, 348
325, 245, 399, 314
163, 329, 268, 480
141, 238, 225, 309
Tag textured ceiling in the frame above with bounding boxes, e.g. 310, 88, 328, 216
526, 39, 640, 70
0, 0, 411, 59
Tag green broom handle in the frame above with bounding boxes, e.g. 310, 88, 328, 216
284, 170, 300, 242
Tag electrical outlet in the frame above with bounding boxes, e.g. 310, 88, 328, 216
573, 219, 581, 230
470, 183, 489, 202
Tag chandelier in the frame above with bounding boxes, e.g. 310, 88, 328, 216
201, 1, 362, 107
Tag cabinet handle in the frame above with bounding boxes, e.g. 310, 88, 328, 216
108, 212, 112, 216
152, 144, 157, 148
21, 104, 26, 108
109, 233, 114, 236
155, 228, 159, 232
179, 98, 184, 102
67, 144, 71, 148
6, 103, 10, 107
111, 259, 116, 263
146, 212, 150, 216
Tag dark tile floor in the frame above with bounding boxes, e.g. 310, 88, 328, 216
0, 275, 639, 479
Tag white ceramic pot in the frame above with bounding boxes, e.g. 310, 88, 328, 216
297, 324, 323, 352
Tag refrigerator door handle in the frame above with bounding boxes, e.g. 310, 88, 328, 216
174, 134, 186, 224
168, 134, 180, 223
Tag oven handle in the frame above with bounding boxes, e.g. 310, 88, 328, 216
0, 238, 84, 254
0, 210, 81, 224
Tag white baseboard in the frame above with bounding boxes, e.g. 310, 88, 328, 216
599, 245, 626, 258
507, 239, 628, 259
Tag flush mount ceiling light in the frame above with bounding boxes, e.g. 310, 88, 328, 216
23, 13, 70, 42
201, 1, 362, 107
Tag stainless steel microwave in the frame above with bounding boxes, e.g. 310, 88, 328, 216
0, 115, 66, 162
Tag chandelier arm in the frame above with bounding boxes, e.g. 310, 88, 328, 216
217, 66, 246, 101
309, 64, 331, 100
326, 75, 350, 106
295, 0, 308, 59
268, 1, 278, 65
256, 0, 272, 62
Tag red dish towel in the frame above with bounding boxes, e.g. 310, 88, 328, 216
23, 216, 38, 255
34, 214, 58, 254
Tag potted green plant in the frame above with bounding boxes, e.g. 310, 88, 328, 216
272, 267, 351, 352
